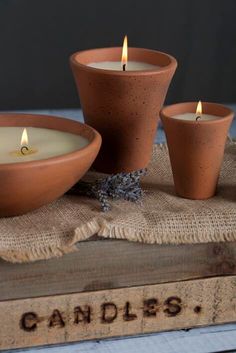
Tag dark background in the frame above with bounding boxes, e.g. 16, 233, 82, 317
0, 0, 236, 110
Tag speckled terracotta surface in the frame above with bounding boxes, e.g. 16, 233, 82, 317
70, 47, 177, 173
160, 102, 234, 199
0, 114, 101, 217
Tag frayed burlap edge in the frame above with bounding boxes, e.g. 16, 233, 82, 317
3, 217, 236, 263
0, 218, 101, 263
0, 245, 77, 263
97, 220, 236, 244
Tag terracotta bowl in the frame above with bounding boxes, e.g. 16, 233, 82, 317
160, 102, 234, 199
0, 114, 101, 217
70, 47, 177, 173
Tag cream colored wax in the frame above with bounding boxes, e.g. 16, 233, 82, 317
0, 127, 89, 164
173, 113, 221, 121
88, 61, 159, 71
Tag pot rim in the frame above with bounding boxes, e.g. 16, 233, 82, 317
70, 47, 177, 76
0, 113, 101, 170
160, 101, 234, 125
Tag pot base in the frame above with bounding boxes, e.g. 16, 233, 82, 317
176, 191, 216, 200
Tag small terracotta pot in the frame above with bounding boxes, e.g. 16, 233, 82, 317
160, 102, 234, 199
70, 47, 177, 173
0, 114, 101, 217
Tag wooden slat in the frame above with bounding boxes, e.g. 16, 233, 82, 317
1, 240, 236, 301
1, 275, 236, 350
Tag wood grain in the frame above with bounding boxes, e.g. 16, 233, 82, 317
1, 240, 236, 301
1, 240, 236, 350
1, 275, 236, 350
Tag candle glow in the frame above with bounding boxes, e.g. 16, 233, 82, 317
87, 35, 159, 71
195, 101, 202, 121
172, 101, 221, 122
10, 127, 38, 157
21, 128, 29, 147
196, 101, 202, 116
121, 35, 128, 70
20, 127, 35, 155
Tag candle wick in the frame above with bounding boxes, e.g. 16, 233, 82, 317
20, 146, 29, 155
122, 63, 126, 71
195, 115, 201, 121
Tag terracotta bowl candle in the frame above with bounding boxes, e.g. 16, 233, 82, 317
0, 113, 101, 217
70, 43, 177, 173
160, 102, 234, 200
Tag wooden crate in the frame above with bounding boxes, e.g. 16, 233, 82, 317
1, 238, 236, 350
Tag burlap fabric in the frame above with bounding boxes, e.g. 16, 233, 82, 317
0, 143, 235, 263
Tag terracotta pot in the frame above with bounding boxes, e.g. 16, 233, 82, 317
0, 114, 101, 217
160, 102, 234, 199
70, 47, 177, 173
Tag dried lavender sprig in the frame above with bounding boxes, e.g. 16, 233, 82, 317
67, 168, 147, 212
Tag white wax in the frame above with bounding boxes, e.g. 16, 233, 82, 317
88, 61, 159, 71
0, 127, 89, 164
173, 113, 221, 121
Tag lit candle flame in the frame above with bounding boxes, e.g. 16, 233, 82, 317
21, 128, 29, 146
196, 101, 202, 116
121, 35, 128, 70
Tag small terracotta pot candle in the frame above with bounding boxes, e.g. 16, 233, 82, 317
160, 102, 234, 200
70, 47, 177, 173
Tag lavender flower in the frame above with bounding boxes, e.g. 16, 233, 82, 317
68, 168, 147, 212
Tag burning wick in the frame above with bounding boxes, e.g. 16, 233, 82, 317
195, 101, 202, 121
20, 128, 29, 155
10, 128, 37, 157
121, 35, 128, 72
20, 145, 29, 155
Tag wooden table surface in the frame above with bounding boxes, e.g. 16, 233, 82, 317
3, 106, 236, 353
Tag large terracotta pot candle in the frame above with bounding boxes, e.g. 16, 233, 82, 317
160, 102, 234, 200
70, 42, 177, 173
0, 114, 101, 217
